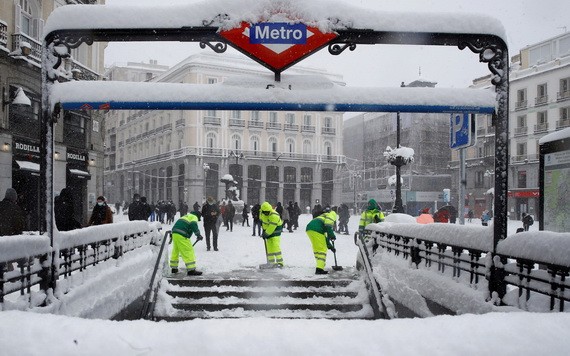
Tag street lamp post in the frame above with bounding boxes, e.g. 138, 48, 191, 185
203, 163, 210, 202
352, 171, 361, 214
392, 81, 406, 213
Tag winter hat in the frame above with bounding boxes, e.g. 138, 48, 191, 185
97, 196, 105, 201
4, 188, 17, 203
207, 196, 215, 204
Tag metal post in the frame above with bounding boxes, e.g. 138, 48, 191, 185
459, 148, 466, 225
393, 81, 406, 213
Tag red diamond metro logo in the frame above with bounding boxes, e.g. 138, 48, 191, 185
220, 22, 338, 72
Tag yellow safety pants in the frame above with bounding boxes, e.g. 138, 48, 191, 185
170, 233, 197, 271
307, 230, 327, 269
265, 236, 283, 266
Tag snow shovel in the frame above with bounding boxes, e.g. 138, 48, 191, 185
331, 240, 343, 271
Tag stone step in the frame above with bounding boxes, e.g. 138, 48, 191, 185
171, 302, 364, 313
167, 278, 354, 288
167, 290, 358, 299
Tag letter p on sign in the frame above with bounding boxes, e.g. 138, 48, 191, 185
450, 113, 475, 150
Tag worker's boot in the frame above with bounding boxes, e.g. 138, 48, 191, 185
315, 268, 328, 275
187, 270, 203, 276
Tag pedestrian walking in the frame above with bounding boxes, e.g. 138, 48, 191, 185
170, 211, 203, 276
0, 188, 26, 236
201, 196, 220, 251
416, 207, 434, 224
88, 196, 113, 226
226, 201, 236, 232
260, 202, 284, 268
481, 210, 491, 226
251, 203, 262, 236
522, 212, 534, 231
338, 203, 350, 235
55, 187, 82, 231
128, 194, 149, 221
306, 210, 337, 274
242, 204, 250, 227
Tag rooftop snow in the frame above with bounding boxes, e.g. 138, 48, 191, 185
43, 0, 507, 43
50, 75, 497, 113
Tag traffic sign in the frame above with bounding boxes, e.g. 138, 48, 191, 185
450, 113, 476, 150
220, 21, 337, 72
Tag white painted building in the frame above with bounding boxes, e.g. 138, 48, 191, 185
103, 53, 346, 210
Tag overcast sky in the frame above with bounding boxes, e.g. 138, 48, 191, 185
104, 0, 569, 88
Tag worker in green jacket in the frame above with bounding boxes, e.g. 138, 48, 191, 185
259, 202, 284, 268
306, 210, 337, 275
358, 198, 385, 233
170, 211, 203, 276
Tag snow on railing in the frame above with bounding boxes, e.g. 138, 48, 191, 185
363, 223, 570, 312
0, 222, 162, 311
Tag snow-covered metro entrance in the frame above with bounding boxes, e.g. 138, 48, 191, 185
40, 0, 509, 308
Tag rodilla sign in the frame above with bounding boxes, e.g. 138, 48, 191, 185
220, 21, 337, 71
250, 23, 307, 44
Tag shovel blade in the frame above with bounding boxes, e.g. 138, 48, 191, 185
332, 266, 344, 271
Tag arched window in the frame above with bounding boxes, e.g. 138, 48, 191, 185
250, 135, 260, 153
286, 138, 295, 153
303, 139, 312, 154
17, 0, 39, 38
268, 136, 278, 154
230, 133, 242, 150
206, 132, 217, 148
324, 141, 333, 156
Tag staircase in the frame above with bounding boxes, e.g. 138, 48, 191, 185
152, 268, 374, 320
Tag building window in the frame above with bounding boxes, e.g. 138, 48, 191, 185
303, 140, 312, 154
269, 112, 278, 124
303, 114, 312, 126
324, 116, 333, 128
230, 110, 241, 119
206, 132, 217, 148
517, 115, 527, 128
230, 134, 241, 150
250, 136, 260, 152
324, 141, 332, 156
206, 109, 217, 117
537, 111, 547, 125
516, 89, 527, 110
251, 111, 260, 121
207, 78, 217, 84
285, 113, 295, 125
517, 142, 527, 156
517, 171, 527, 188
529, 43, 552, 66
286, 138, 295, 153
268, 137, 278, 154
561, 107, 569, 120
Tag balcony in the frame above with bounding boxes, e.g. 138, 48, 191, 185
284, 123, 299, 132
204, 116, 221, 125
556, 119, 570, 130
70, 60, 99, 81
266, 122, 282, 130
0, 21, 7, 47
229, 118, 246, 127
12, 33, 42, 65
557, 91, 570, 102
514, 126, 528, 137
515, 100, 527, 111
511, 155, 528, 163
322, 127, 336, 135
534, 122, 549, 134
248, 120, 264, 129
301, 125, 316, 133
535, 95, 548, 107
175, 119, 185, 128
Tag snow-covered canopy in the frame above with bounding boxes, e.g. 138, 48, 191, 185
43, 0, 507, 43
50, 77, 497, 113
539, 127, 570, 145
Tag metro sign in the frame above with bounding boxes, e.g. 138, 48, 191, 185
219, 21, 337, 72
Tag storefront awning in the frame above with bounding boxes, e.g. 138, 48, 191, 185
68, 168, 91, 179
15, 160, 40, 173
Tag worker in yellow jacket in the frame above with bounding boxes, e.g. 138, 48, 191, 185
306, 209, 337, 274
259, 202, 284, 268
358, 199, 385, 233
170, 211, 203, 276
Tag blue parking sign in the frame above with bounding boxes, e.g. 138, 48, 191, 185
450, 113, 476, 150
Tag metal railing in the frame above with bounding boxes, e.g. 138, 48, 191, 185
557, 91, 570, 102
556, 119, 570, 130
535, 95, 548, 106
12, 33, 42, 64
514, 126, 528, 136
140, 230, 170, 319
534, 122, 549, 134
515, 100, 527, 111
363, 224, 570, 312
0, 222, 162, 310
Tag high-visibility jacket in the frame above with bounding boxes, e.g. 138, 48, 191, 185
172, 213, 202, 239
260, 202, 283, 238
359, 209, 385, 231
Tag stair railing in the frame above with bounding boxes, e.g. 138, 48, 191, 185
354, 232, 395, 319
140, 230, 171, 319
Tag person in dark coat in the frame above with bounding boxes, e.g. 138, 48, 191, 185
242, 204, 250, 227
55, 187, 82, 231
226, 201, 236, 232
275, 202, 284, 218
128, 194, 148, 221
522, 212, 534, 231
338, 203, 350, 235
293, 202, 301, 230
0, 188, 26, 236
193, 201, 200, 213
251, 203, 262, 236
141, 197, 152, 221
88, 196, 113, 226
312, 203, 323, 218
179, 201, 189, 216
201, 196, 220, 251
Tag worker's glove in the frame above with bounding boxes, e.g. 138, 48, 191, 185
197, 235, 203, 241
326, 238, 334, 250
261, 232, 268, 239
330, 235, 336, 241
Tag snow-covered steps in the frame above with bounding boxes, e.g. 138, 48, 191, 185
153, 268, 374, 320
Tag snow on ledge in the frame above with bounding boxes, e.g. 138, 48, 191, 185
43, 0, 506, 43
49, 77, 497, 113
497, 231, 570, 267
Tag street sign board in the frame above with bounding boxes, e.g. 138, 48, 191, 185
450, 113, 476, 150
219, 21, 337, 72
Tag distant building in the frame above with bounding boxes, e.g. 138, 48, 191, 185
103, 53, 346, 209
342, 79, 452, 214
0, 1, 105, 229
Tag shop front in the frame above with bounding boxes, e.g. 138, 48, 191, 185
66, 148, 91, 225
12, 138, 41, 231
